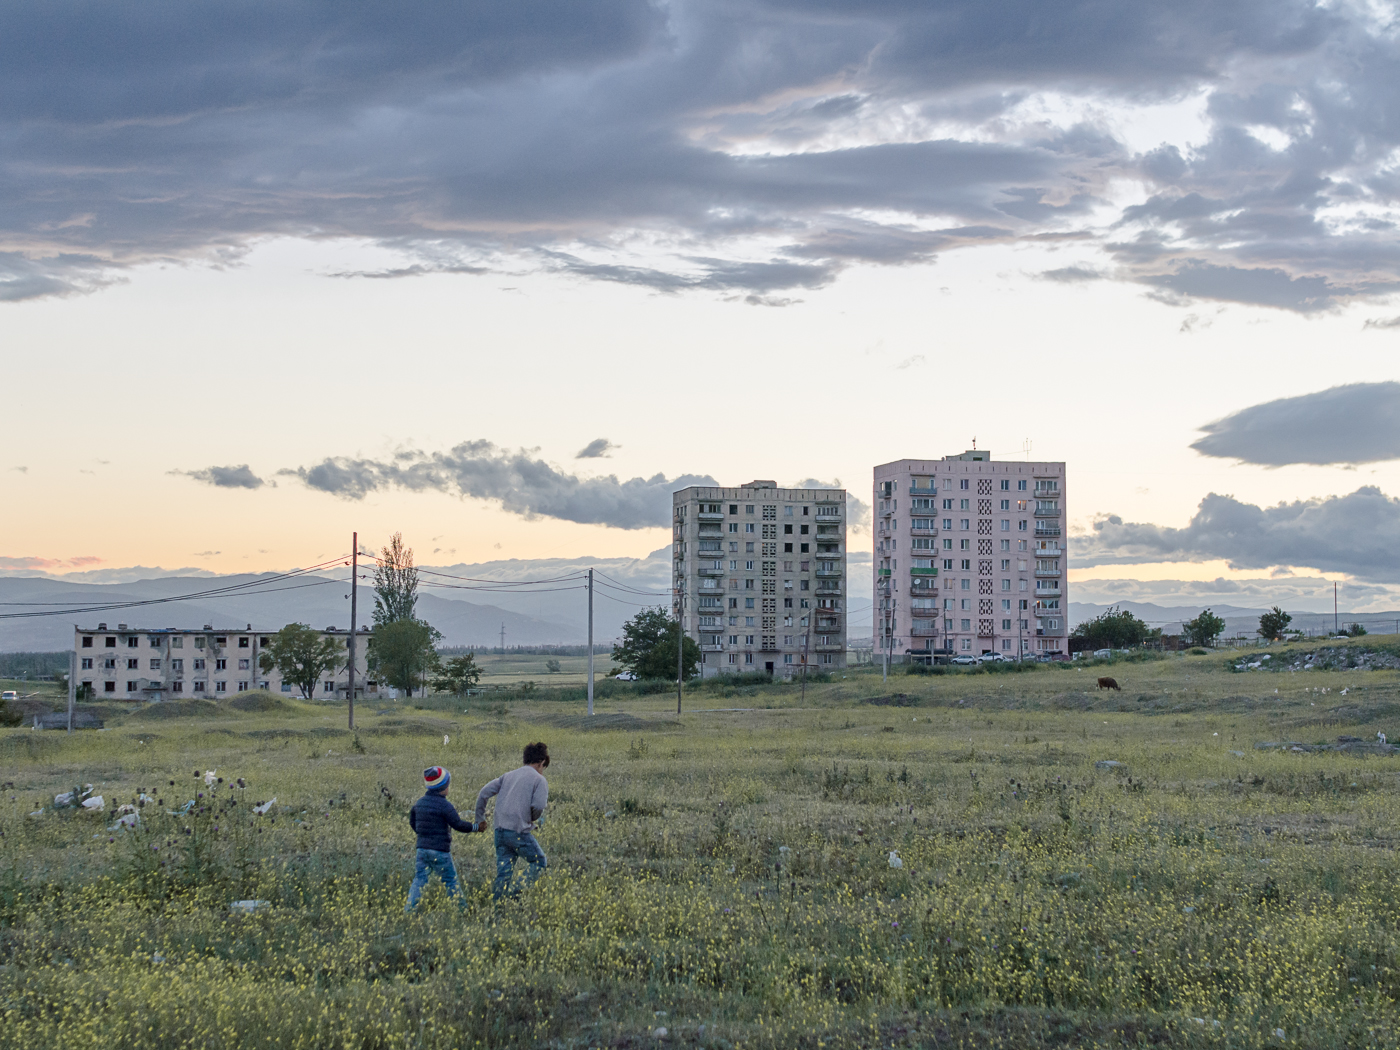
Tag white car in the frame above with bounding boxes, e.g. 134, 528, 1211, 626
950, 655, 977, 665
978, 653, 1010, 663
613, 671, 637, 681
0, 690, 17, 702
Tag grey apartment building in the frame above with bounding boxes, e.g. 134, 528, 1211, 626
673, 481, 847, 677
72, 622, 378, 700
872, 451, 1066, 661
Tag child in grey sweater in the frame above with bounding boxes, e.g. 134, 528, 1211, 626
475, 741, 550, 899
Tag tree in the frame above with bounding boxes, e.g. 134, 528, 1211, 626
373, 532, 419, 626
545, 659, 561, 673
1258, 607, 1292, 641
75, 682, 95, 702
1346, 622, 1368, 637
432, 653, 482, 697
1183, 609, 1227, 648
0, 693, 19, 728
612, 607, 701, 680
1070, 606, 1149, 649
258, 623, 343, 700
370, 618, 442, 698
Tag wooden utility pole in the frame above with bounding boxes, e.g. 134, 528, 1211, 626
347, 533, 358, 730
587, 568, 594, 716
67, 645, 75, 733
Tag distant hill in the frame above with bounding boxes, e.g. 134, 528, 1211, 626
0, 574, 577, 651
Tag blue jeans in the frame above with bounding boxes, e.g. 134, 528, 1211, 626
493, 828, 547, 899
405, 848, 461, 911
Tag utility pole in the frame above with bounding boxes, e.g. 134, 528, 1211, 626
676, 586, 684, 715
500, 622, 506, 654
587, 568, 595, 716
1334, 581, 1339, 636
67, 644, 75, 734
347, 533, 358, 731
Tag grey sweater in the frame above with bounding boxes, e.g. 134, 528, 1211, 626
475, 765, 549, 832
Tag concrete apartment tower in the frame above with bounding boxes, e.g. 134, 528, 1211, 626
872, 450, 1066, 662
673, 481, 848, 678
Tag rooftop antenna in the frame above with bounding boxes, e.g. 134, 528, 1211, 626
971, 436, 977, 450
1021, 438, 1033, 461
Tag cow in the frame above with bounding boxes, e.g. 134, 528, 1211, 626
1097, 677, 1121, 691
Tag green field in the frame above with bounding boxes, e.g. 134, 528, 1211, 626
465, 650, 618, 686
4, 640, 1400, 1048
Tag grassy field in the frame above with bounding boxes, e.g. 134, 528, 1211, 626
3, 640, 1400, 1047
467, 651, 619, 686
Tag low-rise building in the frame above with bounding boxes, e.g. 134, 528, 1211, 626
72, 622, 378, 700
872, 450, 1067, 661
672, 481, 848, 677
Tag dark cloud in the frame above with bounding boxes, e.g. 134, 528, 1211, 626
1080, 486, 1400, 580
175, 464, 266, 489
1, 0, 1397, 307
280, 440, 716, 529
1191, 382, 1400, 466
1365, 316, 1400, 330
576, 438, 618, 459
794, 477, 869, 534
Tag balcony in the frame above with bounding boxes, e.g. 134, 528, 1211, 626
815, 511, 842, 522
698, 565, 726, 576
909, 566, 938, 576
876, 567, 891, 577
816, 568, 842, 578
1034, 586, 1061, 598
814, 642, 844, 652
1034, 567, 1061, 577
908, 486, 937, 495
816, 546, 841, 555
697, 511, 725, 521
1034, 526, 1061, 537
909, 527, 938, 538
911, 626, 939, 637
1034, 605, 1061, 616
1033, 544, 1063, 557
816, 584, 842, 594
700, 644, 724, 652
1034, 507, 1060, 518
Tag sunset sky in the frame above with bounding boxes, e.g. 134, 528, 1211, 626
4, 0, 1400, 619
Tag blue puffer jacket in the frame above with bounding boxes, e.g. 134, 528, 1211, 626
408, 792, 477, 852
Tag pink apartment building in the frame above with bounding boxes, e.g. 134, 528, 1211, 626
872, 451, 1067, 661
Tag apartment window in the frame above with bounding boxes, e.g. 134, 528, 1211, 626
1020, 580, 1029, 590
942, 559, 953, 569
728, 523, 739, 533
746, 505, 755, 514
730, 598, 739, 609
126, 636, 139, 648
942, 518, 952, 530
127, 658, 139, 670
193, 681, 205, 692
729, 560, 738, 570
80, 657, 93, 670
960, 579, 971, 590
745, 635, 755, 645
195, 637, 205, 649
193, 658, 205, 670
799, 524, 809, 535
783, 523, 792, 535
104, 681, 116, 693
215, 659, 227, 671
145, 635, 159, 648
104, 658, 116, 669
238, 658, 250, 670
1019, 520, 1028, 531
215, 636, 226, 646
237, 681, 248, 691
783, 560, 793, 571
960, 479, 969, 490
960, 540, 970, 552
960, 519, 970, 530
800, 580, 809, 590
149, 659, 161, 671
258, 637, 269, 646
127, 681, 138, 692
1018, 480, 1027, 490
784, 543, 793, 553
104, 636, 116, 647
82, 636, 93, 648
323, 681, 335, 694
171, 658, 183, 671
800, 543, 809, 553
213, 681, 226, 692
745, 653, 754, 664
729, 654, 738, 664
1002, 579, 1011, 591
1000, 519, 1009, 531
1001, 540, 1011, 551
745, 560, 755, 570
745, 524, 755, 534
281, 682, 292, 692
945, 618, 953, 630
1001, 480, 1010, 490
784, 506, 794, 517
960, 619, 971, 631
959, 499, 970, 511
729, 504, 738, 514
999, 499, 1009, 511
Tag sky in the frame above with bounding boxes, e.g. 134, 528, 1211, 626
4, 0, 1400, 624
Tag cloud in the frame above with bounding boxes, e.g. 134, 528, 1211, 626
1191, 382, 1400, 466
1365, 317, 1400, 330
0, 554, 102, 571
1037, 265, 1104, 283
281, 440, 715, 529
174, 464, 266, 489
1, 0, 1397, 310
576, 438, 618, 459
1080, 486, 1400, 580
11, 466, 26, 473
894, 355, 926, 370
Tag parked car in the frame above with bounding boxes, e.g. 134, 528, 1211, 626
613, 671, 637, 681
978, 653, 1010, 663
950, 655, 977, 665
0, 690, 16, 702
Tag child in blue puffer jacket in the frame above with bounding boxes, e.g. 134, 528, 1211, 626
405, 766, 482, 911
